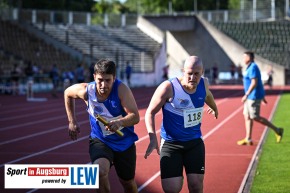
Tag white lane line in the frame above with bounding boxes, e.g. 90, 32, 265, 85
238, 94, 281, 193
0, 135, 89, 168
26, 189, 38, 193
203, 105, 243, 139
1, 97, 228, 165
6, 94, 233, 193
23, 98, 228, 193
138, 171, 161, 192
25, 95, 234, 193
0, 115, 161, 168
0, 115, 68, 131
0, 100, 61, 114
0, 120, 89, 146
4, 98, 223, 149
0, 107, 64, 121
0, 111, 87, 132
23, 129, 162, 193
1, 95, 224, 143
0, 111, 162, 146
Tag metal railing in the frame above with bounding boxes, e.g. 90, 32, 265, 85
1, 6, 289, 27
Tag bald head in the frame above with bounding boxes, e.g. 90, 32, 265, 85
184, 56, 203, 69
181, 56, 203, 88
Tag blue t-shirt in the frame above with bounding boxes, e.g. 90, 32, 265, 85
86, 79, 138, 151
75, 67, 85, 81
243, 62, 265, 100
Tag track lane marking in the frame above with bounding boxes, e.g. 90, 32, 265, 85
237, 94, 281, 193
2, 91, 237, 193
0, 111, 87, 132
0, 135, 89, 167
0, 98, 230, 171
1, 96, 229, 145
0, 107, 67, 121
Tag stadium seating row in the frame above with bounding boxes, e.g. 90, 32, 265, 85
33, 23, 161, 73
0, 20, 79, 76
212, 20, 290, 68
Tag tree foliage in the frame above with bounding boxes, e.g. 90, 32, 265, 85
9, 0, 96, 11
123, 0, 238, 14
5, 0, 241, 14
228, 0, 240, 10
92, 0, 128, 14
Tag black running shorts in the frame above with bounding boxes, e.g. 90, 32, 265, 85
160, 138, 205, 179
89, 137, 136, 181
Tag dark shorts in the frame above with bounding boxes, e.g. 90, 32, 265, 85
160, 138, 205, 179
89, 137, 136, 181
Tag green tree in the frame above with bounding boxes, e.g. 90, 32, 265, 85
91, 0, 128, 25
6, 0, 234, 14
10, 0, 96, 11
228, 0, 240, 10
124, 0, 231, 14
0, 0, 9, 9
92, 0, 127, 14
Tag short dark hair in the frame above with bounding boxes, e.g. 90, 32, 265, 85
94, 59, 116, 76
244, 51, 255, 61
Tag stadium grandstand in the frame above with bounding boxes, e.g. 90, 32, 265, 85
0, 0, 289, 95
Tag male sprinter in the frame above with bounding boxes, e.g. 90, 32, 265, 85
144, 56, 218, 193
64, 59, 140, 193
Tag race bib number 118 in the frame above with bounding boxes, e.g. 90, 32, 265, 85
183, 107, 203, 128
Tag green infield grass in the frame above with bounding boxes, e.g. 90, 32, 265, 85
250, 92, 290, 193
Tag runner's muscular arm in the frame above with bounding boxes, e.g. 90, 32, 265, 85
144, 81, 172, 158
204, 78, 218, 119
64, 83, 88, 140
110, 83, 140, 128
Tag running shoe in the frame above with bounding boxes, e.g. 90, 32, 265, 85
275, 128, 284, 143
237, 138, 253, 146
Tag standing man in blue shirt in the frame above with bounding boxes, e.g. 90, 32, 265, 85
64, 59, 140, 193
144, 56, 218, 193
237, 51, 284, 145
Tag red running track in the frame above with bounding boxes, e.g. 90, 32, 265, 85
0, 85, 288, 193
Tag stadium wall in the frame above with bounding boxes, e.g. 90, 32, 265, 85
166, 31, 189, 78
137, 16, 164, 43
169, 21, 233, 76
140, 15, 286, 85
143, 15, 233, 83
197, 15, 285, 85
142, 16, 196, 31
127, 40, 167, 87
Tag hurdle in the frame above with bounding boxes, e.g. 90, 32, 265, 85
26, 79, 48, 102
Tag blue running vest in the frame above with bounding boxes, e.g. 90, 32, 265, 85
87, 79, 138, 151
161, 77, 206, 141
